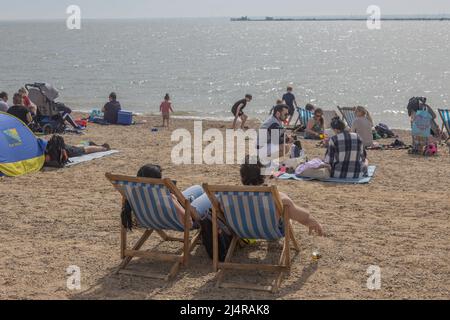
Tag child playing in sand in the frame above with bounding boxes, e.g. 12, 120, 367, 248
160, 94, 174, 128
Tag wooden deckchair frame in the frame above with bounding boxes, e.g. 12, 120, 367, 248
203, 184, 300, 293
337, 106, 357, 128
105, 173, 202, 281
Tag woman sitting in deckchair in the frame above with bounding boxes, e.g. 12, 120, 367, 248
240, 156, 324, 236
121, 164, 211, 230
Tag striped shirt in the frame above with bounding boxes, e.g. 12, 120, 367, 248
324, 131, 367, 179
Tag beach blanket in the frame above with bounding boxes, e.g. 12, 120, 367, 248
277, 166, 376, 184
65, 150, 119, 167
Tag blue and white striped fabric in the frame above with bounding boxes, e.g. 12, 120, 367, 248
341, 109, 356, 127
297, 108, 313, 127
215, 191, 284, 240
113, 180, 184, 232
439, 109, 450, 134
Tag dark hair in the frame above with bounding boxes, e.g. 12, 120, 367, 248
287, 86, 293, 91
137, 164, 162, 179
314, 108, 325, 127
305, 103, 315, 112
121, 164, 163, 230
245, 94, 253, 100
331, 117, 346, 131
164, 94, 170, 101
109, 92, 117, 101
45, 135, 68, 168
0, 91, 7, 100
240, 156, 265, 186
273, 104, 288, 116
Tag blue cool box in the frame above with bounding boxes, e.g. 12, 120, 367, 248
117, 111, 133, 125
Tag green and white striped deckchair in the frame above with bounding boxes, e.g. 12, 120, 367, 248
203, 184, 300, 293
294, 107, 313, 128
106, 173, 201, 281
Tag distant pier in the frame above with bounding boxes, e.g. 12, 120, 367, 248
231, 16, 450, 22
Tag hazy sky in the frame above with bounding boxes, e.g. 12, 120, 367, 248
0, 0, 449, 20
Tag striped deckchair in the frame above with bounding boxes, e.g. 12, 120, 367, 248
337, 106, 357, 128
294, 107, 313, 128
438, 109, 450, 142
203, 184, 300, 293
105, 173, 202, 281
322, 109, 340, 129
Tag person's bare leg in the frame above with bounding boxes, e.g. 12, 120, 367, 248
232, 117, 239, 130
279, 192, 323, 236
240, 114, 248, 130
83, 146, 108, 154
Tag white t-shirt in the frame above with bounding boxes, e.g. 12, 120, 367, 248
0, 100, 9, 112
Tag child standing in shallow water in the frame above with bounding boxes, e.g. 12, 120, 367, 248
160, 94, 174, 128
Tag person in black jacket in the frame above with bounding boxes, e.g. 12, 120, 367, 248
102, 92, 122, 124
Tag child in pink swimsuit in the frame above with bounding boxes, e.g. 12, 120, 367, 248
160, 94, 174, 128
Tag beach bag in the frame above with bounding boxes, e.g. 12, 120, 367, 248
200, 209, 232, 262
424, 143, 438, 156
375, 123, 396, 138
89, 109, 104, 121
412, 108, 432, 138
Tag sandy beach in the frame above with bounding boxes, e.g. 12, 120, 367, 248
0, 114, 449, 300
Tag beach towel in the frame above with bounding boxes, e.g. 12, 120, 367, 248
276, 166, 376, 184
65, 150, 119, 167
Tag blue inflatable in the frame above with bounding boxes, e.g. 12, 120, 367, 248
0, 112, 47, 177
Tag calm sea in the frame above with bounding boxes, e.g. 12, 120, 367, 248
1, 18, 449, 128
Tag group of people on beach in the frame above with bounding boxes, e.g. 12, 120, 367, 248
230, 87, 371, 180
1, 89, 37, 125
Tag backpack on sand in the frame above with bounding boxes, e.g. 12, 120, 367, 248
375, 123, 396, 138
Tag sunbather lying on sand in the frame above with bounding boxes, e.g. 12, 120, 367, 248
44, 135, 111, 167
241, 156, 324, 236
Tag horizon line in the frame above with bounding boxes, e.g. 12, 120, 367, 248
1, 13, 450, 22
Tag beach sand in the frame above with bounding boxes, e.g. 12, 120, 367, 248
0, 114, 449, 300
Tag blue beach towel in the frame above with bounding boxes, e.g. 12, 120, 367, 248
277, 166, 377, 184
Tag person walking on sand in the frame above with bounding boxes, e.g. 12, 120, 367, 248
160, 94, 174, 128
232, 94, 252, 130
282, 86, 298, 125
